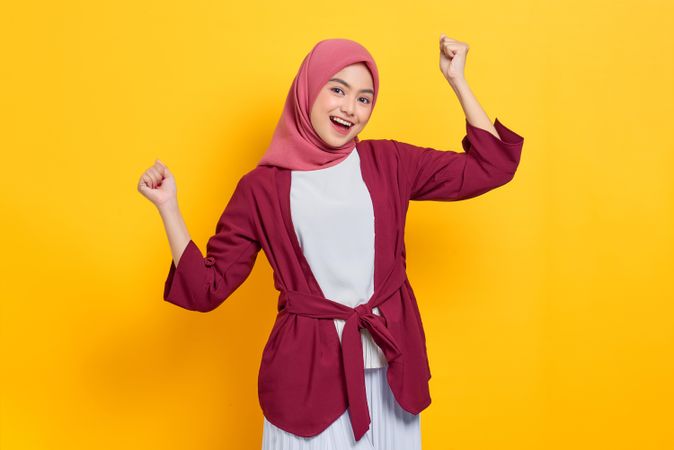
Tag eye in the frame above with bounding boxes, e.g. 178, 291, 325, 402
331, 87, 371, 105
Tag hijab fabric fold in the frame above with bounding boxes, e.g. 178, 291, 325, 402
257, 38, 379, 171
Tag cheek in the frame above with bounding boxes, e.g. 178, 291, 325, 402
358, 114, 371, 127
315, 94, 335, 109
311, 96, 330, 118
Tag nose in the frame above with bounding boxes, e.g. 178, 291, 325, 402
340, 98, 357, 117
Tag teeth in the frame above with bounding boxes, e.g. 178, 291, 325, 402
331, 116, 353, 127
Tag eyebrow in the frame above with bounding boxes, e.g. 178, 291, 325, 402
328, 78, 375, 95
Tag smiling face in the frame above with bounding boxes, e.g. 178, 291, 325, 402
310, 63, 375, 148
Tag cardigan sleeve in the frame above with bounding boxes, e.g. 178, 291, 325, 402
163, 174, 261, 312
394, 117, 524, 201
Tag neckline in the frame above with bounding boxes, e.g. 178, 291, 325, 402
291, 146, 357, 174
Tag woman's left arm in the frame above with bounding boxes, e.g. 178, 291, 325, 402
439, 33, 501, 138
393, 35, 525, 202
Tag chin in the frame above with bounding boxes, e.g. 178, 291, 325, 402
325, 141, 344, 150
321, 133, 348, 149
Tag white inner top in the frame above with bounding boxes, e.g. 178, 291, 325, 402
290, 148, 387, 368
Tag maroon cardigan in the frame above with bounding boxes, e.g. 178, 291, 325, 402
163, 118, 524, 442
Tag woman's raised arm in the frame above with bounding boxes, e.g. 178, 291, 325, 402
137, 159, 191, 267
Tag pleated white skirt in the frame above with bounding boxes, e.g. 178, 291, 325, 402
261, 367, 421, 450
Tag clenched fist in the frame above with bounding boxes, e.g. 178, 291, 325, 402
137, 159, 177, 208
439, 33, 468, 83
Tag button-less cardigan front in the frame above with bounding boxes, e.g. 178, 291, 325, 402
163, 118, 525, 442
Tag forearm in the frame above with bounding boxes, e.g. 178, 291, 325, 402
448, 78, 501, 139
157, 200, 192, 267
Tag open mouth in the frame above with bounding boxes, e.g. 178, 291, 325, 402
329, 116, 353, 135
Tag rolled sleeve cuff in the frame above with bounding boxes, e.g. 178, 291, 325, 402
163, 239, 205, 305
462, 117, 524, 151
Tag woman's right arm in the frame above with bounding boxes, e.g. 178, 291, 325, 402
137, 159, 261, 312
158, 201, 190, 268
137, 159, 190, 267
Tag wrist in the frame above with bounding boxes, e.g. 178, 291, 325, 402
447, 76, 468, 90
157, 198, 180, 216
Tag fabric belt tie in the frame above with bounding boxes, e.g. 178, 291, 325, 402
282, 259, 406, 442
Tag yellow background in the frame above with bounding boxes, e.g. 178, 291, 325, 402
2, 0, 673, 448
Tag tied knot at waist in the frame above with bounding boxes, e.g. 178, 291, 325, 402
353, 303, 373, 320
278, 261, 407, 443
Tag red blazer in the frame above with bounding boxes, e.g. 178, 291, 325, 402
163, 118, 524, 442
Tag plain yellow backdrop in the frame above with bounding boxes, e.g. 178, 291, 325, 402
2, 0, 673, 448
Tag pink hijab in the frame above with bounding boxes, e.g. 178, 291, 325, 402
256, 38, 379, 171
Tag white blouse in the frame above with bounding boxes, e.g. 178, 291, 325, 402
290, 148, 387, 368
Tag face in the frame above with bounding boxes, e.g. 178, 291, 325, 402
310, 63, 375, 148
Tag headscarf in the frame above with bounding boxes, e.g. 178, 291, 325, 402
256, 38, 379, 171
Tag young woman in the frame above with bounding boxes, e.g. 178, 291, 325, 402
138, 36, 524, 450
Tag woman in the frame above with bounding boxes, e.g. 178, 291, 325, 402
138, 36, 524, 449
